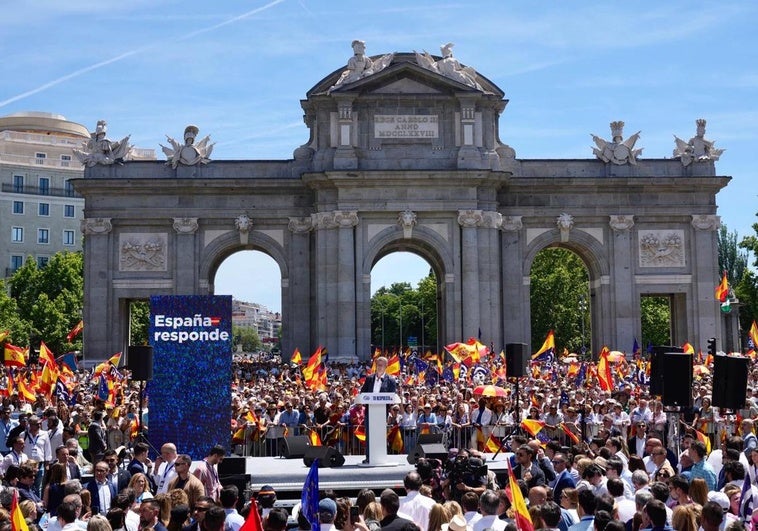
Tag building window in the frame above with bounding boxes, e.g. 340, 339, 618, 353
12, 201, 24, 214
38, 202, 49, 216
35, 153, 46, 165
10, 255, 23, 272
60, 154, 71, 167
65, 180, 75, 197
64, 204, 75, 218
39, 177, 50, 195
37, 256, 49, 268
13, 175, 23, 193
11, 227, 23, 243
37, 228, 49, 244
63, 230, 75, 246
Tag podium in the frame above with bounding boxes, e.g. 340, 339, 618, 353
355, 392, 402, 466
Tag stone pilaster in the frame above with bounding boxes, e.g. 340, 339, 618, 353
333, 96, 357, 170
80, 218, 113, 361
609, 215, 635, 352
173, 218, 199, 294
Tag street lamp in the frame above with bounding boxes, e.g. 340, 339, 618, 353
579, 295, 587, 359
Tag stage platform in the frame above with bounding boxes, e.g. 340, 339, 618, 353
232, 452, 516, 500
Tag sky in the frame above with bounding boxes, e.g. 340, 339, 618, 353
2, 1, 756, 312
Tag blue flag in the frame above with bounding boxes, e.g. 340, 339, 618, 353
97, 374, 110, 401
301, 459, 320, 531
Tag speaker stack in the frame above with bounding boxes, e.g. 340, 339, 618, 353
712, 354, 749, 410
406, 443, 448, 465
303, 446, 345, 468
127, 345, 154, 381
649, 345, 683, 397
279, 436, 310, 459
505, 343, 529, 378
218, 456, 251, 511
661, 353, 693, 407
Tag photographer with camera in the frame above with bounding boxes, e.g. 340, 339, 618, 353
441, 449, 488, 503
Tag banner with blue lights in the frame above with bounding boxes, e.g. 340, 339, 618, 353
147, 295, 232, 459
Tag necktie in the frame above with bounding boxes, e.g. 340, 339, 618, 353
476, 408, 484, 424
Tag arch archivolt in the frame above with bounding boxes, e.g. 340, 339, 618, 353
522, 227, 610, 281
199, 229, 289, 287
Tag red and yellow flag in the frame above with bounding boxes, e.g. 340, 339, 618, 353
388, 425, 404, 453
506, 460, 534, 531
15, 374, 36, 402
4, 344, 27, 368
386, 354, 401, 375
484, 433, 502, 453
302, 346, 324, 382
560, 423, 580, 444
309, 430, 322, 446
11, 489, 29, 531
353, 425, 366, 442
290, 348, 302, 365
0, 331, 9, 343
694, 428, 712, 456
749, 320, 758, 350
39, 341, 56, 367
681, 342, 695, 355
66, 320, 84, 342
597, 346, 613, 391
715, 271, 729, 302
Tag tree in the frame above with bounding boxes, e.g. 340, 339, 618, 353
232, 325, 261, 352
718, 225, 748, 285
9, 252, 83, 354
129, 301, 150, 346
738, 213, 758, 330
0, 279, 33, 344
370, 276, 438, 353
640, 296, 671, 347
529, 248, 590, 355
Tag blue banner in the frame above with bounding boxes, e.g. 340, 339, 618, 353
147, 295, 232, 459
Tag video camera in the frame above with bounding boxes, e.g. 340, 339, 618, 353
415, 457, 443, 483
444, 453, 488, 484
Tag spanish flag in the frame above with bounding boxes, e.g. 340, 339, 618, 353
386, 354, 401, 375
694, 428, 712, 456
715, 271, 729, 302
484, 433, 502, 453
309, 430, 322, 447
66, 320, 84, 342
16, 374, 36, 402
0, 330, 9, 343
4, 344, 27, 368
388, 425, 403, 453
532, 330, 555, 362
597, 346, 613, 392
302, 346, 325, 382
681, 342, 695, 355
561, 423, 580, 444
506, 459, 534, 531
39, 341, 57, 367
291, 348, 302, 365
353, 425, 366, 442
11, 489, 29, 531
749, 320, 758, 349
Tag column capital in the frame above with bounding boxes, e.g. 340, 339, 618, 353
501, 216, 523, 232
609, 214, 635, 232
80, 217, 112, 235
173, 217, 198, 234
288, 217, 313, 234
457, 209, 483, 228
691, 214, 721, 231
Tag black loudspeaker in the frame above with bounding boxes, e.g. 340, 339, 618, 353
279, 436, 310, 459
417, 433, 444, 445
218, 456, 247, 476
220, 475, 251, 511
303, 446, 345, 468
406, 443, 448, 464
127, 345, 153, 381
662, 353, 692, 407
505, 343, 529, 378
650, 346, 683, 396
712, 355, 749, 410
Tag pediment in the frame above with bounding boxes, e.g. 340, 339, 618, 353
307, 53, 504, 98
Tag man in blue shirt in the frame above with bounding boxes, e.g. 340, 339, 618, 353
688, 440, 717, 491
278, 402, 301, 436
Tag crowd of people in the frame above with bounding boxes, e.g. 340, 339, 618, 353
0, 349, 756, 531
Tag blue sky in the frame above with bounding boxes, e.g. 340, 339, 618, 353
2, 1, 756, 312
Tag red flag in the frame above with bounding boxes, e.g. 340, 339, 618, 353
506, 459, 534, 531
39, 341, 56, 367
11, 489, 29, 531
597, 346, 613, 391
239, 498, 263, 531
291, 348, 302, 365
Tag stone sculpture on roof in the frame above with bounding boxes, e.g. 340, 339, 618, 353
673, 119, 724, 167
73, 120, 133, 167
591, 121, 643, 165
328, 40, 394, 93
161, 125, 214, 168
415, 42, 482, 90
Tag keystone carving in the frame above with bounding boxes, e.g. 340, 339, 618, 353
173, 217, 198, 234
398, 210, 417, 239
81, 218, 113, 235
609, 215, 635, 232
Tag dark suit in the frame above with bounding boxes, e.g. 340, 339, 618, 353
128, 458, 157, 491
88, 422, 107, 463
360, 373, 397, 393
513, 461, 546, 489
378, 514, 414, 531
627, 436, 648, 457
86, 477, 118, 515
111, 467, 132, 491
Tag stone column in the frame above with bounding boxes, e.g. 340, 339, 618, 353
335, 211, 359, 357
458, 210, 482, 339
287, 217, 313, 355
609, 215, 635, 353
173, 218, 199, 294
479, 211, 503, 349
311, 212, 339, 350
500, 216, 527, 344
691, 215, 722, 347
81, 218, 114, 358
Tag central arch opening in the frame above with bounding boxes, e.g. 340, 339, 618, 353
370, 251, 440, 355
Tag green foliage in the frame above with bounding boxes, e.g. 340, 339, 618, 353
0, 279, 33, 343
640, 296, 671, 347
529, 248, 590, 355
718, 225, 748, 284
738, 215, 758, 329
371, 273, 437, 353
8, 252, 83, 354
233, 325, 261, 352
129, 301, 150, 345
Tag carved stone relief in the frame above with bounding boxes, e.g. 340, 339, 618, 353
609, 215, 635, 232
81, 218, 113, 235
691, 215, 720, 231
119, 233, 168, 271
173, 217, 198, 234
638, 230, 685, 268
398, 209, 417, 239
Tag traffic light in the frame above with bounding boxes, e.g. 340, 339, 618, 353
707, 337, 717, 357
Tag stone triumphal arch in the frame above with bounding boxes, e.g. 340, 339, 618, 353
74, 46, 729, 361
